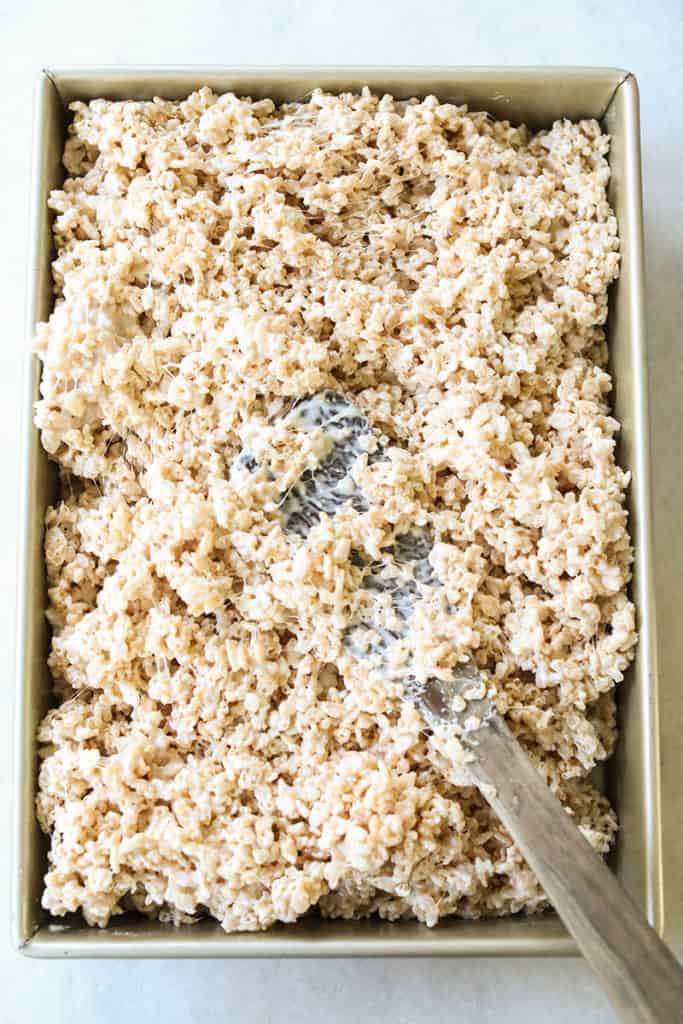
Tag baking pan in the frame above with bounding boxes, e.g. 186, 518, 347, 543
13, 66, 661, 957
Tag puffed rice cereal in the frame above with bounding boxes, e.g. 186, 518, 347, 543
33, 88, 635, 932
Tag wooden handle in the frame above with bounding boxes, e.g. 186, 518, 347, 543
467, 714, 683, 1023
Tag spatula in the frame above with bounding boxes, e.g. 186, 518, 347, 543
238, 390, 683, 1022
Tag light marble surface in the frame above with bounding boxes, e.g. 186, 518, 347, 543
2, 2, 682, 1020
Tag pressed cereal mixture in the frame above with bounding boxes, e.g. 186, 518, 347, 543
33, 88, 636, 932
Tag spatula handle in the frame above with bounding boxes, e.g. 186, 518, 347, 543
469, 713, 683, 1023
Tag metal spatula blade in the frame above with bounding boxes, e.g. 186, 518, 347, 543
271, 390, 492, 735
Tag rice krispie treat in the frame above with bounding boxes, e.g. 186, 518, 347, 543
34, 88, 635, 932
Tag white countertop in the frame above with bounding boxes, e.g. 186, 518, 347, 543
3, 2, 682, 1021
